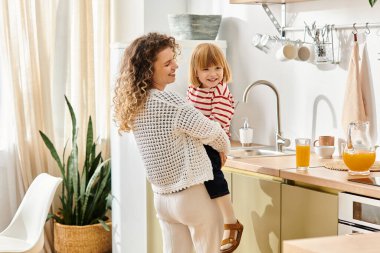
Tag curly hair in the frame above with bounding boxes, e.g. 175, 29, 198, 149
113, 33, 179, 132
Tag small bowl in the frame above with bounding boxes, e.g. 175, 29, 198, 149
314, 146, 335, 159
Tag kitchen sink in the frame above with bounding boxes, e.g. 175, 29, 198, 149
227, 146, 295, 159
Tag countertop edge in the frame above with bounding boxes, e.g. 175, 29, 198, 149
280, 167, 380, 199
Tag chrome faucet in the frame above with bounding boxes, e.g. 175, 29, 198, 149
242, 80, 290, 152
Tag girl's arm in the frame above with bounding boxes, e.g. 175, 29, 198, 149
209, 84, 235, 136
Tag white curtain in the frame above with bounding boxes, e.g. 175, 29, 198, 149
0, 1, 57, 251
62, 0, 111, 164
0, 0, 110, 252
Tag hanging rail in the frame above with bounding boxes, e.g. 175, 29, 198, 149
283, 22, 380, 32
260, 3, 380, 37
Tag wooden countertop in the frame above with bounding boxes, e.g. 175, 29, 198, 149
281, 167, 380, 199
283, 232, 380, 253
225, 144, 380, 198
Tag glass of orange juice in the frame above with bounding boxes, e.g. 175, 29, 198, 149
296, 138, 311, 171
343, 146, 375, 176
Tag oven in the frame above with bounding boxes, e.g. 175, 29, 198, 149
338, 192, 380, 235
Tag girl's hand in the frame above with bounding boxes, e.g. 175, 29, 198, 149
219, 152, 227, 167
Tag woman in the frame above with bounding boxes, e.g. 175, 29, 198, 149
113, 32, 230, 253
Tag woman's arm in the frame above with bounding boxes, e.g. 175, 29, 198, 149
174, 104, 230, 153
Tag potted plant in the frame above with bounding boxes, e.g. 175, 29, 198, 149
39, 96, 111, 253
369, 0, 377, 6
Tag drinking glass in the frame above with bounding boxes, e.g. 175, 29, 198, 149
296, 138, 311, 171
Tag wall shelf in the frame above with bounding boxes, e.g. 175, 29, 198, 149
230, 0, 314, 4
230, 0, 316, 37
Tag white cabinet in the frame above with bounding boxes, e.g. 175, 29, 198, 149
110, 44, 148, 253
147, 185, 163, 253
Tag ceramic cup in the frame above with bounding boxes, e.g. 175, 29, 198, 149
314, 146, 335, 159
276, 44, 297, 61
252, 33, 269, 53
313, 136, 335, 147
295, 44, 312, 62
260, 34, 275, 51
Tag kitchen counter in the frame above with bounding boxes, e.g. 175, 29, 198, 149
283, 232, 380, 253
281, 166, 380, 199
225, 153, 380, 198
225, 147, 380, 253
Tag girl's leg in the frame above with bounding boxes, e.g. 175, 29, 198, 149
216, 194, 241, 251
216, 194, 236, 224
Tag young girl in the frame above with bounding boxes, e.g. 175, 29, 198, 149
187, 43, 243, 253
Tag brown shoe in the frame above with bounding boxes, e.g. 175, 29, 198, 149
220, 220, 244, 253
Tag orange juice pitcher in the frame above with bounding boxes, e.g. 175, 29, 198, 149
343, 121, 376, 175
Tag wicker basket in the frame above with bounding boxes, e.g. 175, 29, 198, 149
54, 221, 112, 253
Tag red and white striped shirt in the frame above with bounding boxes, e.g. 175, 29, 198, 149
187, 82, 235, 137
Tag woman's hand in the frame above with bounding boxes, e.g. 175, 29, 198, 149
219, 152, 227, 167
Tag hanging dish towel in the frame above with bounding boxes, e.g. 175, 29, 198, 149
359, 44, 377, 142
341, 40, 367, 134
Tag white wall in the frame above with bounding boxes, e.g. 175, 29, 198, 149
184, 0, 380, 149
111, 0, 144, 43
144, 0, 187, 34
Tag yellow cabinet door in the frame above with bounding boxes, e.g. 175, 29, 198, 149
231, 173, 282, 253
281, 184, 338, 245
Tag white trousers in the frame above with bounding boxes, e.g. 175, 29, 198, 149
154, 184, 223, 253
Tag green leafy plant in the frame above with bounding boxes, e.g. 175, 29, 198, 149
369, 0, 377, 7
40, 96, 111, 230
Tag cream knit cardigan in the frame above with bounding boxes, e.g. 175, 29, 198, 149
133, 89, 230, 194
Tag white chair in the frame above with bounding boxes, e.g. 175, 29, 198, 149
0, 173, 62, 253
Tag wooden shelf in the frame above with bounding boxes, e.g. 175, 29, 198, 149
230, 0, 313, 4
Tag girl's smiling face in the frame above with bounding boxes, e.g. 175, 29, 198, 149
196, 65, 224, 89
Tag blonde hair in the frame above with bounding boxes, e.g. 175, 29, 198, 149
189, 43, 232, 87
113, 33, 179, 132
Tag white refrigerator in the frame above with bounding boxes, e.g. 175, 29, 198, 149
110, 40, 227, 253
